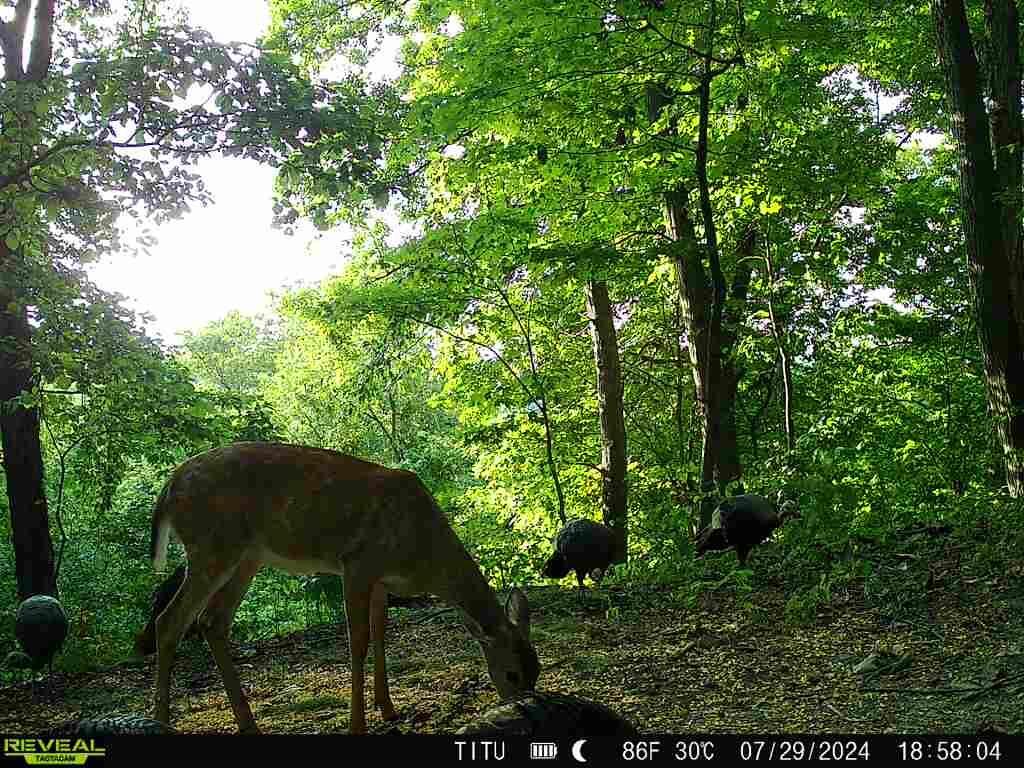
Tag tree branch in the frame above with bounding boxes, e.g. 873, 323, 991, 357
0, 139, 95, 192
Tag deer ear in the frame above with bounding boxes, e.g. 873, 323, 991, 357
505, 587, 531, 641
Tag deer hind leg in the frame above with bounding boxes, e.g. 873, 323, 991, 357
369, 581, 397, 721
199, 558, 262, 734
342, 571, 374, 734
154, 558, 241, 726
736, 548, 750, 568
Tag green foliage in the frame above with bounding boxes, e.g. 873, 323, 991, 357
8, 0, 1024, 679
1, 0, 370, 665
179, 312, 282, 395
259, 0, 1024, 597
456, 507, 550, 591
785, 571, 843, 626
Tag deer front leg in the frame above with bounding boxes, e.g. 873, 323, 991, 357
370, 581, 397, 721
344, 583, 372, 734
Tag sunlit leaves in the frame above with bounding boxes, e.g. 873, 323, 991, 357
259, 0, 1015, 572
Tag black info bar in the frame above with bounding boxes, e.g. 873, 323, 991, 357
1, 733, 1017, 765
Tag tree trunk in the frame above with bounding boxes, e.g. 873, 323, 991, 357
657, 183, 750, 527
1, 0, 60, 603
647, 82, 715, 531
932, 0, 1024, 495
1, 243, 57, 601
660, 185, 716, 529
585, 279, 628, 564
646, 68, 748, 527
717, 228, 757, 487
983, 0, 1024, 336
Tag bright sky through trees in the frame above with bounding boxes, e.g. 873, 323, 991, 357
86, 0, 351, 344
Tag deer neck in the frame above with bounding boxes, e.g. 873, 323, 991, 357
432, 539, 508, 639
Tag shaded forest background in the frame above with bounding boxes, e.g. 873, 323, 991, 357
2, 0, 1024, 694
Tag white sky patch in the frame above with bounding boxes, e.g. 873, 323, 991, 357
88, 158, 353, 345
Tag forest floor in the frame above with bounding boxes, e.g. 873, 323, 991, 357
1, 534, 1023, 735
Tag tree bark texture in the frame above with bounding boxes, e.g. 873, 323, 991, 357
1, 0, 60, 600
1, 243, 57, 600
933, 0, 1024, 495
585, 279, 628, 564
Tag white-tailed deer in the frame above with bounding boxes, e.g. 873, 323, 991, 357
146, 442, 539, 734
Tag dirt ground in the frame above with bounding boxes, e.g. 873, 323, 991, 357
2, 556, 1022, 736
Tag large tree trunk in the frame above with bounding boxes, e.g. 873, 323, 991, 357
585, 279, 628, 564
933, 0, 1024, 495
1, 243, 57, 601
0, 2, 59, 600
983, 0, 1024, 335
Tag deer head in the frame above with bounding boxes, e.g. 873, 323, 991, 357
466, 588, 539, 698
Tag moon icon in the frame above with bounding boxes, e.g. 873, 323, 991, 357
572, 739, 588, 762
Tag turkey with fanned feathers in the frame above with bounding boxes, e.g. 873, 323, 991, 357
48, 713, 176, 736
4, 595, 68, 674
695, 491, 800, 567
457, 691, 638, 737
540, 519, 617, 602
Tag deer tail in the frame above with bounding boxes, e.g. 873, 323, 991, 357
150, 479, 174, 572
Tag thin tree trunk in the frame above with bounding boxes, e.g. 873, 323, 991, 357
646, 3, 748, 523
648, 79, 743, 528
659, 183, 716, 528
763, 239, 795, 454
673, 301, 688, 466
933, 0, 1024, 495
585, 279, 628, 564
495, 283, 567, 525
0, 243, 57, 601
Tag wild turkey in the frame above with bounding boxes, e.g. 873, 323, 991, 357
134, 565, 198, 657
695, 491, 800, 567
5, 595, 68, 674
48, 713, 176, 736
457, 691, 638, 737
541, 519, 616, 602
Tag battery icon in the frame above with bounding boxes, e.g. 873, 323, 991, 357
530, 742, 558, 759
